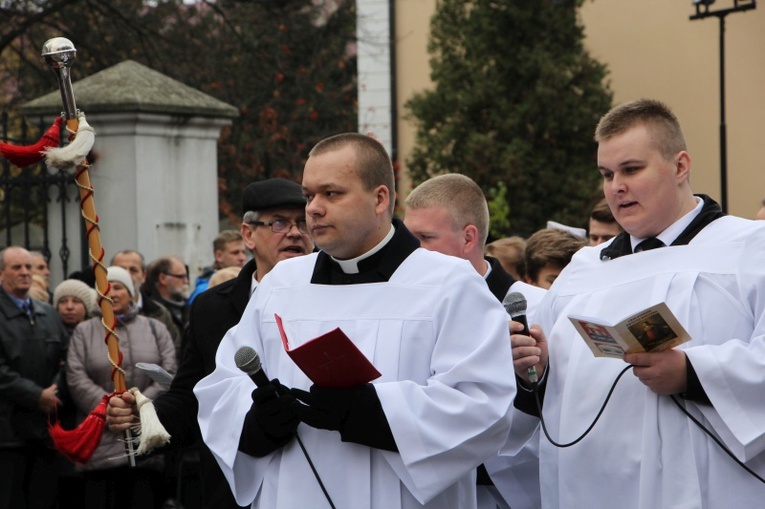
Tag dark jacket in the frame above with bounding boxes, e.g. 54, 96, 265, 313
154, 259, 256, 509
140, 291, 182, 356
0, 288, 68, 448
485, 255, 516, 302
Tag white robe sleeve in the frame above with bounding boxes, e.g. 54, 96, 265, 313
375, 267, 516, 504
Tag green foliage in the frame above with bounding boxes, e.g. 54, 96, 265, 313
0, 0, 357, 223
487, 181, 510, 240
406, 0, 612, 236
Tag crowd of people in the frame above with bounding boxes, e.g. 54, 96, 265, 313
1, 98, 765, 509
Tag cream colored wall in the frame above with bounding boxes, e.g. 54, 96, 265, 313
394, 0, 436, 201
580, 0, 765, 218
394, 0, 765, 218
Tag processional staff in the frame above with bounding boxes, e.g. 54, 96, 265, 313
42, 38, 169, 465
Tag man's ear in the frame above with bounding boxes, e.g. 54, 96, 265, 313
374, 185, 390, 215
675, 151, 691, 184
240, 223, 257, 251
463, 224, 479, 254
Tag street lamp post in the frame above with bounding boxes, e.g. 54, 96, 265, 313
689, 0, 756, 214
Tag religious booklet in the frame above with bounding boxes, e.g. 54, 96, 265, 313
275, 314, 382, 388
568, 302, 691, 358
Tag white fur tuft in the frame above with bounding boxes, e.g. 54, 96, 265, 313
44, 112, 95, 168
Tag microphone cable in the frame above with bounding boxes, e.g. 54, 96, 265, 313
294, 433, 337, 509
532, 365, 765, 484
669, 395, 765, 485
533, 364, 632, 448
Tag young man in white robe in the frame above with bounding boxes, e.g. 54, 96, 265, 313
194, 133, 517, 509
509, 98, 765, 508
404, 173, 542, 509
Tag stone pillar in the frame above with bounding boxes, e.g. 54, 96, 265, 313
21, 60, 238, 287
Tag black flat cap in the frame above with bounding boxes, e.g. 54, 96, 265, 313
242, 178, 306, 213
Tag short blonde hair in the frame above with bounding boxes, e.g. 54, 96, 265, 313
208, 266, 241, 288
406, 174, 490, 245
595, 99, 686, 160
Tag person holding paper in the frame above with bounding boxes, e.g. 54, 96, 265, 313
509, 99, 765, 507
194, 133, 516, 509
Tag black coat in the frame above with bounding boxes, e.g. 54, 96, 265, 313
0, 289, 68, 447
154, 259, 256, 509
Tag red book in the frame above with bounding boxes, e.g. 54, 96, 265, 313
275, 314, 382, 388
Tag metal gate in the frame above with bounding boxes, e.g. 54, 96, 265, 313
0, 112, 84, 278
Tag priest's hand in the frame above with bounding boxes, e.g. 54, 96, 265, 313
291, 384, 398, 451
290, 384, 372, 432
511, 322, 548, 386
625, 349, 687, 395
106, 391, 138, 432
239, 379, 299, 457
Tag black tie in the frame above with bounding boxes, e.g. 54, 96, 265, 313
635, 237, 665, 252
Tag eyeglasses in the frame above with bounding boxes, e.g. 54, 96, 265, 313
250, 219, 309, 234
163, 272, 189, 280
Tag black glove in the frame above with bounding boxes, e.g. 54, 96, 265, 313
238, 378, 299, 457
291, 384, 397, 451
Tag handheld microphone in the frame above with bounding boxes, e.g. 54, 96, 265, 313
234, 346, 271, 388
502, 292, 538, 384
233, 346, 337, 508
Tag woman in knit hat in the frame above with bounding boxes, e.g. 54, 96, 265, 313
65, 266, 177, 509
53, 279, 97, 335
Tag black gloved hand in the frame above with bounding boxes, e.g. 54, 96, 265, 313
238, 378, 299, 457
290, 384, 371, 431
291, 383, 398, 451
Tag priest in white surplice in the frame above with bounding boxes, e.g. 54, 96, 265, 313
509, 99, 765, 508
194, 133, 516, 509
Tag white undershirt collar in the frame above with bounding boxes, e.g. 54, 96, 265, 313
630, 196, 703, 251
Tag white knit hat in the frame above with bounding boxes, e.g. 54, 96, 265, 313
106, 266, 135, 297
53, 279, 97, 316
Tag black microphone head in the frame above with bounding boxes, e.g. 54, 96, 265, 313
234, 346, 261, 376
502, 291, 528, 316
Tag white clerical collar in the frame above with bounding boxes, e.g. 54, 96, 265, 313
332, 224, 396, 274
630, 196, 703, 251
250, 271, 259, 295
136, 291, 144, 310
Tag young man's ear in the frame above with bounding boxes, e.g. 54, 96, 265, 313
675, 151, 691, 183
463, 224, 479, 254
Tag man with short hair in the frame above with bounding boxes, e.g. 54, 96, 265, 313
107, 178, 313, 508
404, 173, 540, 509
587, 197, 623, 246
0, 246, 68, 509
195, 134, 516, 508
111, 249, 182, 355
144, 256, 189, 332
405, 173, 516, 301
187, 230, 247, 304
511, 99, 765, 507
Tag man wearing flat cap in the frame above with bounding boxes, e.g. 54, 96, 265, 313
106, 178, 313, 508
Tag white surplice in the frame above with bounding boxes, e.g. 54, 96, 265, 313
194, 248, 516, 509
505, 215, 765, 508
